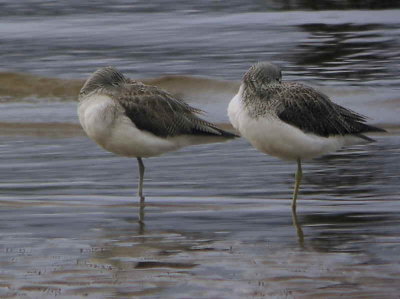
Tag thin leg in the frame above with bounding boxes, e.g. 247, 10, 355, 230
137, 158, 145, 224
292, 158, 302, 213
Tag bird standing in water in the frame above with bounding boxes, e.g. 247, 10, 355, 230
228, 62, 385, 212
78, 67, 237, 220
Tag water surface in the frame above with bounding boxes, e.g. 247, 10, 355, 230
0, 1, 400, 298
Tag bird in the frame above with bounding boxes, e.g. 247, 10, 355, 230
228, 62, 386, 212
78, 66, 238, 214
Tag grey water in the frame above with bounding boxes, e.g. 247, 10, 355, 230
1, 1, 400, 298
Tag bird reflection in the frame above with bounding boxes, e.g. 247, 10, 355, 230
290, 209, 396, 253
139, 199, 145, 225
138, 204, 145, 235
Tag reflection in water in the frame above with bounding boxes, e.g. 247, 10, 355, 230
1, 191, 400, 297
299, 211, 398, 256
86, 202, 400, 297
292, 208, 396, 253
139, 201, 145, 230
292, 210, 305, 247
307, 156, 379, 194
303, 139, 399, 200
293, 23, 400, 84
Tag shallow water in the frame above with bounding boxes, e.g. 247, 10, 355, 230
1, 135, 400, 298
1, 1, 400, 298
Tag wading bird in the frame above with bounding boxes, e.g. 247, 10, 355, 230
78, 67, 237, 220
228, 62, 385, 212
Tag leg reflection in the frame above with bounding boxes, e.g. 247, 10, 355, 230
292, 208, 304, 248
139, 196, 145, 225
138, 216, 145, 235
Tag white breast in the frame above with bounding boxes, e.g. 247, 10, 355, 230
78, 94, 115, 146
227, 85, 245, 132
78, 94, 181, 158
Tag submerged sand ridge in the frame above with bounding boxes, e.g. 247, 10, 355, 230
0, 71, 397, 136
0, 71, 239, 101
0, 72, 83, 99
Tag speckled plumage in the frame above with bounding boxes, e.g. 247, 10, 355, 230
79, 67, 235, 139
240, 62, 384, 139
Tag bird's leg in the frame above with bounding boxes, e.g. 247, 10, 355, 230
137, 158, 145, 223
292, 158, 302, 213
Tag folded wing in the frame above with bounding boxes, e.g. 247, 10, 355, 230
274, 82, 385, 139
116, 83, 237, 138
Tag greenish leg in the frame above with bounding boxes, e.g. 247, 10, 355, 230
137, 157, 145, 223
291, 158, 302, 213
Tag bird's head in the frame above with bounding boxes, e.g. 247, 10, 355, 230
243, 62, 282, 89
79, 66, 128, 98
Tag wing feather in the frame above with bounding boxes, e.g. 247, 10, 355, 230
113, 83, 236, 138
274, 82, 385, 137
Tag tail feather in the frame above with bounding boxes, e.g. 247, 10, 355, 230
192, 125, 240, 139
214, 126, 240, 138
176, 124, 239, 146
354, 123, 386, 143
361, 123, 387, 133
356, 134, 376, 143
195, 122, 240, 139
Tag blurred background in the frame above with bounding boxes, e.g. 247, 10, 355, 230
0, 1, 400, 298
